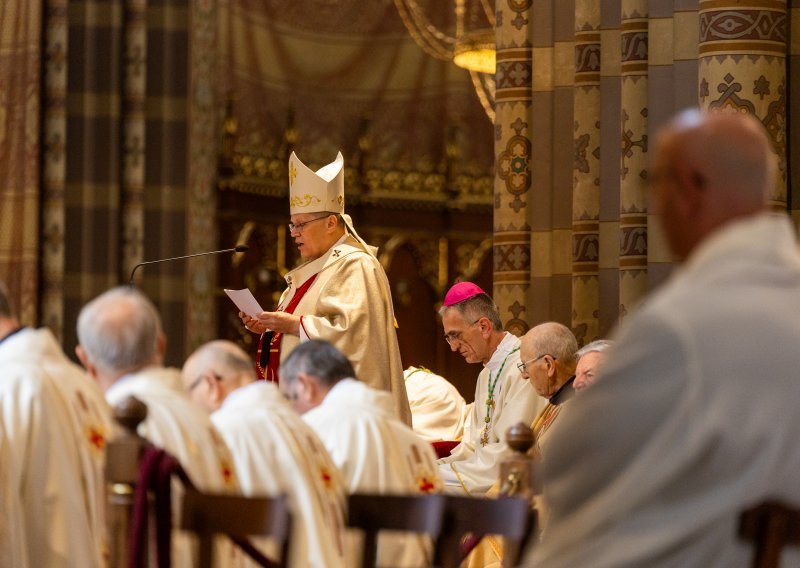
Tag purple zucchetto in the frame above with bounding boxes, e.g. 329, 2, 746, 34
443, 282, 486, 307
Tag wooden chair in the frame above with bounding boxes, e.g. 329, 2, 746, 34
739, 501, 800, 568
347, 493, 445, 568
181, 488, 292, 568
435, 495, 534, 568
105, 396, 150, 568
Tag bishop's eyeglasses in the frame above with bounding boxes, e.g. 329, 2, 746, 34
288, 215, 328, 234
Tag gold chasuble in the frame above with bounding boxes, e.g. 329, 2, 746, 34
276, 234, 412, 425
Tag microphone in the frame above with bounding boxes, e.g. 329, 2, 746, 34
129, 245, 249, 285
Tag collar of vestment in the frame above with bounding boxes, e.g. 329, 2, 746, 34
283, 233, 367, 290
0, 325, 26, 348
681, 212, 798, 278
222, 380, 283, 410
550, 376, 576, 406
484, 332, 520, 374
322, 377, 397, 419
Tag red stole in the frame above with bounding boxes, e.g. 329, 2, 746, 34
256, 273, 318, 383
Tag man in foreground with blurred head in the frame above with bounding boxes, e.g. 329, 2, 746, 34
437, 281, 546, 495
279, 339, 440, 567
532, 110, 800, 566
182, 339, 347, 568
0, 279, 112, 567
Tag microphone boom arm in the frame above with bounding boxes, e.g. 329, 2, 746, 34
129, 245, 249, 285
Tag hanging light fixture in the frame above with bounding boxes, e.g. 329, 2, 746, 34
394, 0, 496, 119
453, 0, 495, 74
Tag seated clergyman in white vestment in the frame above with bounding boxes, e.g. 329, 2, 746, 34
437, 282, 547, 495
403, 365, 468, 441
76, 286, 239, 568
182, 340, 348, 568
0, 280, 113, 568
279, 340, 442, 568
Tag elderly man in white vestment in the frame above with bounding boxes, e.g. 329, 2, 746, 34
76, 286, 238, 567
403, 365, 468, 441
239, 150, 411, 425
437, 282, 546, 495
182, 339, 348, 568
279, 339, 441, 567
0, 280, 113, 567
530, 110, 800, 567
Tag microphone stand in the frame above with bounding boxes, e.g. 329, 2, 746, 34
129, 245, 249, 285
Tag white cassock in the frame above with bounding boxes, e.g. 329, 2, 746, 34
0, 327, 113, 568
303, 378, 441, 567
531, 213, 800, 567
105, 366, 239, 567
403, 366, 467, 441
211, 381, 348, 568
437, 332, 547, 495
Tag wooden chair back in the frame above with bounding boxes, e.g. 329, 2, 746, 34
740, 501, 800, 568
435, 495, 534, 568
106, 396, 150, 568
181, 489, 292, 568
347, 493, 445, 568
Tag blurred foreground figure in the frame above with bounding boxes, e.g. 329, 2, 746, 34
531, 110, 800, 567
0, 280, 112, 567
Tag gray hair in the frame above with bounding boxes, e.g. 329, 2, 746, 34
0, 279, 14, 318
438, 292, 503, 332
77, 286, 162, 373
577, 339, 613, 359
279, 339, 355, 387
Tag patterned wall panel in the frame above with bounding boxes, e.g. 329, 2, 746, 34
618, 0, 649, 323
0, 1, 41, 324
42, 0, 67, 336
121, 0, 146, 282
572, 0, 601, 345
494, 0, 534, 334
698, 0, 788, 208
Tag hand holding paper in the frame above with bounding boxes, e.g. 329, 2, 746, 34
224, 288, 264, 318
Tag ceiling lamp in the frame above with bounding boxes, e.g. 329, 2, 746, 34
394, 0, 496, 119
453, 0, 495, 74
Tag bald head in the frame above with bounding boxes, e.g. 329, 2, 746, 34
182, 340, 257, 412
76, 287, 164, 386
652, 109, 775, 261
519, 322, 578, 399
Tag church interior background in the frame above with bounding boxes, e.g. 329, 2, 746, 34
1, 0, 796, 399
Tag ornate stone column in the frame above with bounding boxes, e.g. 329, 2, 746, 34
572, 0, 601, 344
494, 0, 534, 336
618, 0, 649, 323
698, 0, 788, 209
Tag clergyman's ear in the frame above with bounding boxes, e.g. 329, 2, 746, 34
75, 345, 96, 377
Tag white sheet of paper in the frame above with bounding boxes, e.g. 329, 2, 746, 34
224, 288, 264, 318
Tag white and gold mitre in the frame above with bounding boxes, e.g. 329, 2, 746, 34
288, 151, 345, 215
